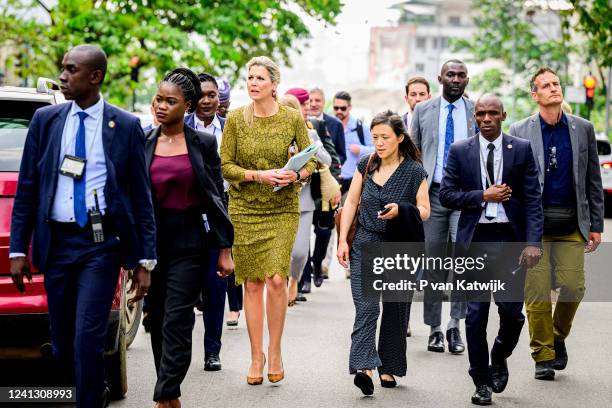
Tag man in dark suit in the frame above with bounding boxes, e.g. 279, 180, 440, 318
184, 72, 230, 372
10, 45, 156, 408
410, 60, 477, 354
309, 87, 345, 164
509, 67, 604, 381
440, 94, 543, 405
304, 87, 345, 288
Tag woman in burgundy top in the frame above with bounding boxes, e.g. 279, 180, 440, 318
144, 68, 234, 408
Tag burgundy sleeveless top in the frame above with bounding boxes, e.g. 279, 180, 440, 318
150, 154, 200, 210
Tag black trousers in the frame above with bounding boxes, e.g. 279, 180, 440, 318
465, 223, 525, 386
148, 209, 210, 401
226, 272, 243, 312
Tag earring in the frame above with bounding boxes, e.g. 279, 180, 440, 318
272, 90, 277, 99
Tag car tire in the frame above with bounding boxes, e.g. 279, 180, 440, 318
106, 278, 128, 400
124, 297, 143, 349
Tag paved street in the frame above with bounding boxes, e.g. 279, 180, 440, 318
112, 221, 612, 408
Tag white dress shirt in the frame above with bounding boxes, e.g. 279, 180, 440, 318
404, 110, 413, 130
193, 114, 223, 153
51, 97, 107, 222
433, 97, 468, 183
478, 133, 509, 223
193, 113, 229, 191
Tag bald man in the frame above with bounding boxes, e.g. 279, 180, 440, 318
10, 45, 156, 407
439, 94, 543, 405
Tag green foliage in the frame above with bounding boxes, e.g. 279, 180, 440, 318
452, 0, 571, 79
1, 0, 342, 107
569, 0, 612, 68
452, 0, 611, 132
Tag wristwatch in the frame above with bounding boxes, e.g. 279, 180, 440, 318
294, 170, 301, 182
139, 259, 157, 272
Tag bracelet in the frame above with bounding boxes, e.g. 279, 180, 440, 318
256, 170, 262, 183
294, 170, 301, 182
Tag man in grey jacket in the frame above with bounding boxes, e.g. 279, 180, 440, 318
509, 67, 604, 381
410, 60, 477, 354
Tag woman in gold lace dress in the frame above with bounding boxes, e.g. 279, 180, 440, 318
221, 56, 316, 385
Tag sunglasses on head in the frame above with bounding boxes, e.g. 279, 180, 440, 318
333, 106, 348, 111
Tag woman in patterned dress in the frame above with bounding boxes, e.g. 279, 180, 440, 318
337, 111, 431, 395
221, 57, 316, 385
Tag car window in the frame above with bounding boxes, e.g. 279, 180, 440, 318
0, 100, 50, 171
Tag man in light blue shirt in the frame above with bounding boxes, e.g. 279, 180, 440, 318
333, 91, 374, 192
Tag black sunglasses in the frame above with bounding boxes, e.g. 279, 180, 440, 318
333, 106, 347, 111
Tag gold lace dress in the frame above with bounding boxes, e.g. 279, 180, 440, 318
221, 104, 316, 284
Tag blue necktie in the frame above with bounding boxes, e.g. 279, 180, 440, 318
74, 111, 88, 227
443, 104, 455, 168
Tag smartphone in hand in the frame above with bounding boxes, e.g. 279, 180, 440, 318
378, 207, 391, 216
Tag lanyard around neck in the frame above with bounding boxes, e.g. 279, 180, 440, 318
479, 143, 503, 187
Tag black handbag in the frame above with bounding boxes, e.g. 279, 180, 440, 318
543, 207, 577, 236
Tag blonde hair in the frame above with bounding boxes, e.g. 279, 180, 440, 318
279, 94, 301, 111
561, 100, 572, 114
243, 56, 281, 126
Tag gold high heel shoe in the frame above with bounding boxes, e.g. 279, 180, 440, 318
268, 359, 284, 383
247, 354, 266, 385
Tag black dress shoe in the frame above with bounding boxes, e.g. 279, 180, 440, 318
534, 360, 555, 380
313, 275, 324, 288
301, 280, 311, 293
553, 339, 568, 370
490, 357, 509, 393
296, 293, 307, 302
354, 372, 374, 395
446, 328, 465, 354
379, 374, 397, 388
204, 353, 222, 371
427, 331, 445, 352
100, 387, 110, 408
471, 384, 492, 405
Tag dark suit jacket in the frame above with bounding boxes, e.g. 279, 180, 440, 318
410, 96, 476, 189
145, 126, 233, 248
439, 133, 543, 245
509, 113, 604, 240
386, 202, 424, 242
10, 102, 157, 270
184, 112, 226, 132
323, 113, 346, 164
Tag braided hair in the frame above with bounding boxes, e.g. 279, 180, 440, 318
161, 67, 201, 113
198, 72, 218, 89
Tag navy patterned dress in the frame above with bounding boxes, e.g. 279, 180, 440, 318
349, 154, 427, 376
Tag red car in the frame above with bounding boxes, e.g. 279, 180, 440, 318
0, 78, 143, 399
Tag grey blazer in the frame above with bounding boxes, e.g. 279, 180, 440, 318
410, 95, 477, 188
508, 113, 604, 240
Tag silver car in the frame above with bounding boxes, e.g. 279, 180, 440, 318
596, 133, 612, 215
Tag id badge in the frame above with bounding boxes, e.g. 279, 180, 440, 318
60, 154, 86, 180
90, 210, 105, 243
485, 202, 498, 219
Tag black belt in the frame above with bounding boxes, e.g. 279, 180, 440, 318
50, 214, 113, 234
431, 182, 440, 188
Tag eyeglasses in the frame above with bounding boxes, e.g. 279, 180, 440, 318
333, 106, 348, 111
547, 146, 557, 172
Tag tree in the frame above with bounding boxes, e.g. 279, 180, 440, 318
569, 0, 611, 96
0, 0, 342, 106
